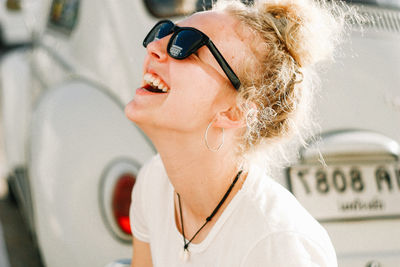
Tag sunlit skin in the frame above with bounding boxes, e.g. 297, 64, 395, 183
125, 11, 255, 266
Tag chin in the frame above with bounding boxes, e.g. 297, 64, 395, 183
124, 100, 143, 123
125, 100, 158, 131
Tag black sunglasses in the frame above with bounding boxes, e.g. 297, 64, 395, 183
143, 20, 241, 90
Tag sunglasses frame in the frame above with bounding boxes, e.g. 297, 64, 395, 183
143, 20, 241, 90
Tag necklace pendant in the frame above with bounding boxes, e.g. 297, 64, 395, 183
180, 248, 190, 262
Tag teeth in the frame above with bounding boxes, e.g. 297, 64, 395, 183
143, 73, 170, 92
144, 73, 151, 81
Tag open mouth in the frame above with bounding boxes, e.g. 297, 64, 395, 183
143, 73, 170, 93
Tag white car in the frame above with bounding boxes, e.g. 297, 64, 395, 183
0, 0, 399, 267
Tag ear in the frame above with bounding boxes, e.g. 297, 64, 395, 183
213, 106, 246, 129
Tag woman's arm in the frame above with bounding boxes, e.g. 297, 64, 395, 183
131, 237, 153, 267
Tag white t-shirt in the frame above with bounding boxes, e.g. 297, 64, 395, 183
130, 155, 337, 267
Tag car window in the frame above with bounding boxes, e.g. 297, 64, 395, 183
144, 0, 253, 18
47, 0, 80, 34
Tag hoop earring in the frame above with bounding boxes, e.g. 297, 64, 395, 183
204, 121, 224, 152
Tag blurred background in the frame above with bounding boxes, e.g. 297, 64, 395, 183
0, 0, 399, 266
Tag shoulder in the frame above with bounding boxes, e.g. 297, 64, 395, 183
240, 231, 337, 267
129, 154, 168, 242
132, 154, 169, 201
138, 153, 164, 178
136, 154, 167, 186
242, 164, 326, 235
237, 164, 337, 265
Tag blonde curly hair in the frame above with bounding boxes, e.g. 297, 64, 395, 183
213, 0, 351, 167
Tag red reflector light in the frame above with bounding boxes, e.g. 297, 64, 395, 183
112, 173, 136, 235
117, 216, 131, 234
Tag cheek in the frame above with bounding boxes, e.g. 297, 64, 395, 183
168, 63, 221, 116
169, 61, 221, 100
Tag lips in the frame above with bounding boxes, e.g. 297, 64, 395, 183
143, 73, 170, 93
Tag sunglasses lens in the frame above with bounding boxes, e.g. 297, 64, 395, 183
169, 30, 203, 59
143, 21, 174, 47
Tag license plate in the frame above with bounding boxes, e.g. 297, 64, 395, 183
286, 161, 400, 222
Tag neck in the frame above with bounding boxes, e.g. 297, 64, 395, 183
144, 126, 242, 219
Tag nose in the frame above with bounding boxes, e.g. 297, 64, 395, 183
146, 37, 169, 62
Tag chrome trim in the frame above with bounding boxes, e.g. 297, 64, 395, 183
99, 157, 141, 243
105, 258, 131, 267
351, 4, 400, 33
299, 129, 400, 163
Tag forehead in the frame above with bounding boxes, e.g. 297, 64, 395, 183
178, 11, 237, 37
178, 11, 244, 49
177, 11, 253, 75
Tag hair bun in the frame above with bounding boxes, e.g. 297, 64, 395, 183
256, 0, 346, 67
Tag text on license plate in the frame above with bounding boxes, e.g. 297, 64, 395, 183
287, 162, 400, 221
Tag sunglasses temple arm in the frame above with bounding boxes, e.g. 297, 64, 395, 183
207, 41, 241, 90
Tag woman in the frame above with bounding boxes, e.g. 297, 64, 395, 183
125, 0, 345, 266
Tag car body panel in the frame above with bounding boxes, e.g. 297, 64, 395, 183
0, 50, 31, 172
29, 80, 154, 266
318, 30, 400, 142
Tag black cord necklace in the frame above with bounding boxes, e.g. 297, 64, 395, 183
176, 170, 243, 262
